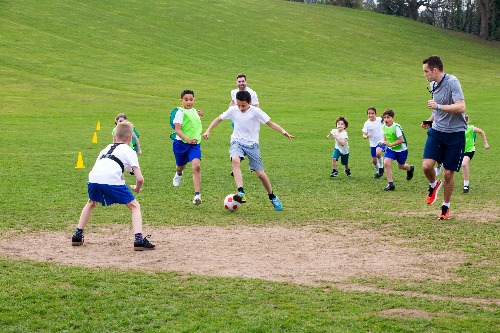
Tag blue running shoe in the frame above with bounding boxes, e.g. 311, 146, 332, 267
271, 196, 282, 211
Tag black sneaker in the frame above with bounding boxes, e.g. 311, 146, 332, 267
374, 172, 382, 179
345, 169, 352, 177
72, 234, 84, 246
330, 170, 338, 177
406, 165, 415, 180
383, 184, 395, 191
378, 168, 384, 177
134, 235, 156, 251
463, 185, 469, 193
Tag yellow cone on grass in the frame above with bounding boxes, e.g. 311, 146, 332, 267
92, 132, 98, 144
96, 120, 101, 131
75, 152, 85, 169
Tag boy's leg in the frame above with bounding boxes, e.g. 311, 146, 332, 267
255, 170, 273, 194
231, 156, 244, 188
331, 158, 338, 169
384, 158, 394, 182
191, 158, 201, 193
126, 199, 143, 234
77, 200, 98, 230
462, 156, 471, 182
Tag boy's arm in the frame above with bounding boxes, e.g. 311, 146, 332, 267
385, 135, 404, 147
130, 167, 144, 193
175, 123, 198, 144
335, 136, 347, 146
474, 127, 490, 149
362, 131, 369, 139
133, 132, 142, 155
202, 117, 223, 139
266, 120, 294, 139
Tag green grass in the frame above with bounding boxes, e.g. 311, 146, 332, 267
1, 0, 499, 331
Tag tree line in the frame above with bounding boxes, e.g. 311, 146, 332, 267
289, 0, 499, 40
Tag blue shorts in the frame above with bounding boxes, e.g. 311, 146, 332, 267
370, 143, 386, 158
332, 149, 349, 165
384, 149, 408, 165
88, 183, 135, 206
229, 141, 264, 171
423, 128, 465, 172
173, 140, 202, 167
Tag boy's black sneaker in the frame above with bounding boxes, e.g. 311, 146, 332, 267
374, 172, 382, 179
330, 170, 338, 177
463, 185, 469, 193
383, 184, 395, 191
406, 165, 415, 180
134, 235, 156, 251
345, 169, 352, 177
72, 234, 84, 246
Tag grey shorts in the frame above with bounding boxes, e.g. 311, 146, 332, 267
229, 141, 264, 172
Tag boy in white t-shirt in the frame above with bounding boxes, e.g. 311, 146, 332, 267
71, 121, 155, 251
203, 90, 294, 211
362, 106, 385, 178
327, 116, 351, 177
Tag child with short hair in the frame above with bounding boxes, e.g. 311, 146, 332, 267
362, 106, 385, 178
171, 90, 203, 205
72, 120, 155, 251
380, 109, 414, 191
112, 113, 142, 155
462, 113, 490, 193
202, 90, 294, 211
327, 116, 351, 177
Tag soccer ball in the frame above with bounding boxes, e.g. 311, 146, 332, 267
224, 194, 241, 212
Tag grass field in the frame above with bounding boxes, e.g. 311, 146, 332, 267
1, 0, 499, 332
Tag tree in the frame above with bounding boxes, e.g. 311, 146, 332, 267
477, 0, 494, 39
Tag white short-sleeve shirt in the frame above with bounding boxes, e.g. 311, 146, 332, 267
231, 87, 259, 106
219, 105, 270, 145
330, 129, 349, 154
89, 143, 139, 185
362, 117, 383, 147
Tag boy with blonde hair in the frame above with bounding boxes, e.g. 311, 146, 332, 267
72, 120, 155, 251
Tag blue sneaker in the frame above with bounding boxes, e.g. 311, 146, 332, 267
271, 196, 282, 211
233, 192, 247, 203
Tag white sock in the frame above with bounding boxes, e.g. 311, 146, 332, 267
464, 180, 469, 186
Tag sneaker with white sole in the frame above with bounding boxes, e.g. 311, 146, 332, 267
172, 172, 183, 187
193, 194, 202, 205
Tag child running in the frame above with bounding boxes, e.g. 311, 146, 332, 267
362, 106, 385, 178
72, 120, 155, 251
327, 116, 351, 177
202, 90, 294, 211
380, 109, 414, 191
462, 113, 490, 193
171, 90, 203, 205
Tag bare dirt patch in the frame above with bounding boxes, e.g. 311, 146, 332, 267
1, 225, 463, 286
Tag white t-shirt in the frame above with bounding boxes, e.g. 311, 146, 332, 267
362, 117, 383, 147
330, 129, 349, 154
89, 143, 139, 185
219, 105, 271, 145
231, 87, 259, 106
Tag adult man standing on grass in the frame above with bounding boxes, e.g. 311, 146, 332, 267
422, 55, 467, 220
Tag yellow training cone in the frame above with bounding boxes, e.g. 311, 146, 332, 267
96, 120, 101, 131
75, 152, 85, 169
92, 132, 98, 144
